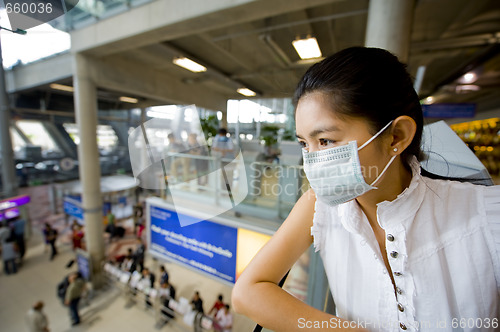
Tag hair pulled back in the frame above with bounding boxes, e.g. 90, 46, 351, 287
294, 47, 424, 166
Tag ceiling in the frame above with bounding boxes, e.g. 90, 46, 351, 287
14, 0, 500, 117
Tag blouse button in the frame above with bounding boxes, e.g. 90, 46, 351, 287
396, 287, 403, 295
390, 251, 399, 258
400, 323, 407, 330
394, 272, 403, 277
387, 234, 395, 241
398, 303, 404, 312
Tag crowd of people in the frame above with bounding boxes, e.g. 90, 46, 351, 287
109, 244, 233, 332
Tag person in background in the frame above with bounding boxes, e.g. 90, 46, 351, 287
0, 220, 11, 243
132, 238, 145, 272
159, 265, 169, 285
10, 216, 26, 264
191, 290, 205, 332
120, 248, 134, 272
211, 128, 236, 191
213, 305, 233, 332
133, 202, 144, 237
209, 294, 225, 331
71, 222, 84, 251
64, 272, 86, 326
211, 128, 235, 160
158, 280, 176, 317
25, 301, 49, 332
2, 233, 18, 274
208, 294, 225, 317
105, 208, 115, 237
140, 267, 156, 289
140, 267, 156, 307
43, 223, 58, 261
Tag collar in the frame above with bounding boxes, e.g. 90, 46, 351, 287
337, 156, 426, 234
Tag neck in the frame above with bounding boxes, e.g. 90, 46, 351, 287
355, 158, 413, 225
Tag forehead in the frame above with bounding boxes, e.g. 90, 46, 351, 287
295, 92, 370, 136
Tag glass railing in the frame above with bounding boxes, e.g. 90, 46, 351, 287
147, 151, 309, 223
49, 0, 158, 32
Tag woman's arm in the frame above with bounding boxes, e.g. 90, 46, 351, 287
232, 189, 365, 331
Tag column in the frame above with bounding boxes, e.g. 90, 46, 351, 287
72, 53, 105, 287
365, 0, 416, 62
0, 35, 18, 198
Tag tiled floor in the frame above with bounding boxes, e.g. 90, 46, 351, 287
0, 184, 256, 332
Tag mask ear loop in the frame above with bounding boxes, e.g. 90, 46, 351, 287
370, 154, 397, 187
358, 120, 394, 150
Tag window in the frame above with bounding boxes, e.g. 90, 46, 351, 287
16, 120, 60, 152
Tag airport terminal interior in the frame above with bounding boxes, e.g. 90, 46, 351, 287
1, 0, 500, 331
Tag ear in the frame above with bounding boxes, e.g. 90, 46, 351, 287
388, 116, 416, 155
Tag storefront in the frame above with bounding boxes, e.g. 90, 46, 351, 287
450, 117, 500, 184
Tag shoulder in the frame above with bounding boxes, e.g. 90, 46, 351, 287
420, 176, 486, 207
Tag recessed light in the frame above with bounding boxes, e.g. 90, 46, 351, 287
173, 57, 207, 73
292, 37, 322, 59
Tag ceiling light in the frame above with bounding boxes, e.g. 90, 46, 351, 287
237, 88, 256, 97
425, 96, 434, 104
456, 84, 480, 93
50, 83, 74, 92
292, 37, 322, 59
173, 57, 207, 73
119, 96, 139, 103
458, 72, 477, 84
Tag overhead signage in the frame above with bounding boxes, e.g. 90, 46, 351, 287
0, 195, 30, 211
422, 103, 476, 118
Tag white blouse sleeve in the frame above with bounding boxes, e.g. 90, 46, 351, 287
484, 185, 500, 291
311, 199, 328, 252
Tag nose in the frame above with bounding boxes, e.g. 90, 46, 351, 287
307, 143, 320, 153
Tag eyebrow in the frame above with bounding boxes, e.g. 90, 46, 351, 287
295, 125, 340, 139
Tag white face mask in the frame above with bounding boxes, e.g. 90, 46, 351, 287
302, 121, 396, 206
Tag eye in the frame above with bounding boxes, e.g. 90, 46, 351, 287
297, 140, 309, 150
319, 138, 336, 147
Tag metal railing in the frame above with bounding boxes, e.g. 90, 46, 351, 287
103, 262, 213, 331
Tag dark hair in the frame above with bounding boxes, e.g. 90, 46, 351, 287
218, 128, 228, 135
293, 46, 423, 167
218, 294, 223, 301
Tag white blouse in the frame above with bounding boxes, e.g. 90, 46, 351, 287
311, 158, 500, 331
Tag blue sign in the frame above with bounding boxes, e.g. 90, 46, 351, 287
149, 205, 238, 284
63, 196, 84, 220
63, 195, 112, 219
76, 250, 91, 281
422, 103, 475, 118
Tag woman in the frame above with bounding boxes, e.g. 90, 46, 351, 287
232, 47, 499, 331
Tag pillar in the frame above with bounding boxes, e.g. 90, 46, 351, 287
0, 35, 18, 198
72, 53, 105, 287
364, 0, 416, 62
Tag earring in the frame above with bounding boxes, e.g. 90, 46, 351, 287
393, 148, 398, 152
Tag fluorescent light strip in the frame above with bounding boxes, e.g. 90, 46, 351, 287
120, 96, 139, 103
173, 57, 207, 73
237, 88, 256, 97
50, 83, 74, 92
292, 37, 322, 59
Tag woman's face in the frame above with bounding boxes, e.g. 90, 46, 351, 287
295, 92, 391, 184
